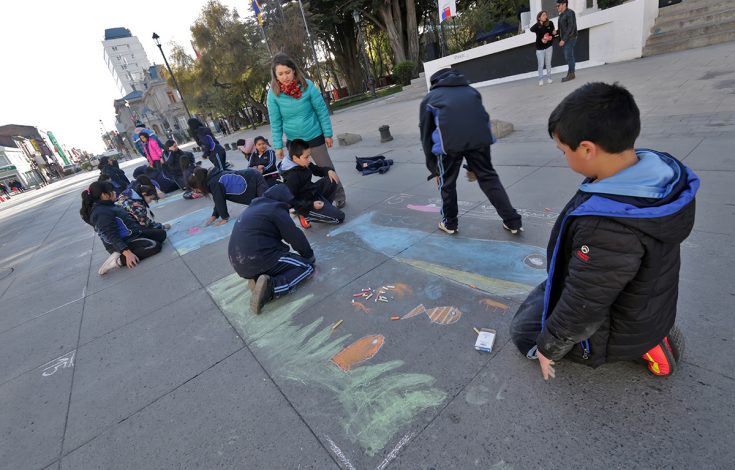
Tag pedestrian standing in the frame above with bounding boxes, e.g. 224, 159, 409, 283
556, 0, 578, 82
266, 53, 346, 208
530, 10, 555, 86
139, 131, 163, 170
188, 118, 227, 171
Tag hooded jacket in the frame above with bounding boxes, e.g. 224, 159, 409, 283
267, 79, 333, 150
90, 200, 143, 254
419, 69, 494, 176
536, 150, 698, 366
99, 161, 130, 192
206, 168, 264, 220
248, 148, 279, 184
279, 156, 332, 214
228, 184, 314, 278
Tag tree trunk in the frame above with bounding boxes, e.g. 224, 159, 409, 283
323, 20, 364, 95
377, 1, 407, 64
405, 0, 420, 64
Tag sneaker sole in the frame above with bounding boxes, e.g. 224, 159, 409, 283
438, 223, 457, 235
250, 275, 270, 315
667, 324, 685, 363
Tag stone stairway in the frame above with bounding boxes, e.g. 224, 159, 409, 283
643, 0, 735, 56
384, 72, 427, 103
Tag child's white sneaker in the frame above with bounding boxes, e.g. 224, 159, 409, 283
503, 223, 524, 235
98, 252, 122, 275
438, 221, 458, 235
539, 80, 544, 87
547, 77, 553, 84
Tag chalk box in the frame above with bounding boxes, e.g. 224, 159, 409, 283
475, 328, 497, 353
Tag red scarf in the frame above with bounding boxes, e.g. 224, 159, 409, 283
280, 80, 302, 99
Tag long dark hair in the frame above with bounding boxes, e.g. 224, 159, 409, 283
270, 53, 308, 96
187, 167, 210, 196
187, 118, 204, 137
537, 10, 549, 26
80, 181, 115, 225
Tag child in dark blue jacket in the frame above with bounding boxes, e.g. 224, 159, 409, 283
419, 68, 522, 235
188, 118, 227, 171
187, 167, 266, 226
80, 181, 167, 276
510, 82, 697, 379
247, 136, 279, 187
228, 184, 315, 314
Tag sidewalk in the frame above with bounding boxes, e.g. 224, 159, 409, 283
1, 42, 733, 470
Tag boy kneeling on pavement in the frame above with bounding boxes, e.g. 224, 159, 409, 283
228, 184, 315, 314
511, 82, 698, 379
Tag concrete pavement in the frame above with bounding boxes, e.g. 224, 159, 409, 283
1, 41, 734, 469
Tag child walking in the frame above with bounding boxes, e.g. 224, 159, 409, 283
80, 181, 167, 275
280, 139, 344, 228
228, 184, 315, 314
510, 82, 698, 379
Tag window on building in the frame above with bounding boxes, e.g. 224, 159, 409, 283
112, 46, 118, 51
166, 91, 177, 104
121, 64, 128, 70
0, 153, 11, 167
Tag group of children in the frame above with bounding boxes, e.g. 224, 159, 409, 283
80, 77, 698, 379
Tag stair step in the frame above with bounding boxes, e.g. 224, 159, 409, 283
643, 27, 735, 56
648, 20, 735, 45
656, 0, 735, 22
653, 7, 735, 32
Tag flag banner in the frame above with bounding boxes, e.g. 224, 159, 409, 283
252, 0, 264, 25
438, 0, 456, 23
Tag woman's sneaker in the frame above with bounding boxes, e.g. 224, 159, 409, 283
98, 252, 122, 275
438, 221, 457, 235
642, 325, 684, 377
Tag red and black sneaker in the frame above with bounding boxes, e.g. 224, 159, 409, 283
299, 215, 312, 229
642, 325, 684, 377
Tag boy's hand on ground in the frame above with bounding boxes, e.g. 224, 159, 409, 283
276, 148, 284, 159
313, 201, 324, 210
538, 351, 556, 380
213, 218, 229, 226
328, 170, 340, 184
163, 223, 171, 230
123, 250, 139, 268
204, 216, 217, 226
325, 137, 333, 148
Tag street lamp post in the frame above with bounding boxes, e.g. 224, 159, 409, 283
352, 10, 377, 98
152, 32, 193, 120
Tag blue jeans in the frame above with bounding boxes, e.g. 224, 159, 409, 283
563, 37, 577, 73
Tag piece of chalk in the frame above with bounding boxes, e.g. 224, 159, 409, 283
473, 327, 481, 334
379, 299, 388, 303
391, 316, 400, 320
365, 293, 373, 300
385, 285, 395, 289
332, 320, 344, 330
362, 288, 372, 292
469, 284, 477, 289
353, 293, 365, 297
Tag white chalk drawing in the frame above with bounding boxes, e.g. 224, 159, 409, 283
375, 432, 416, 470
325, 435, 357, 470
41, 350, 75, 377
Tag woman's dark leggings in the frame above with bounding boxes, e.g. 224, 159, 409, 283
121, 229, 167, 263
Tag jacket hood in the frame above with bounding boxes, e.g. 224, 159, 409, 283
263, 183, 294, 204
278, 156, 300, 173
572, 151, 698, 244
429, 68, 470, 89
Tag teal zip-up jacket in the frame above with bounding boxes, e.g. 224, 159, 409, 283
267, 79, 332, 150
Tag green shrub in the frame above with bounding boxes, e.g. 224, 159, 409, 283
393, 61, 416, 86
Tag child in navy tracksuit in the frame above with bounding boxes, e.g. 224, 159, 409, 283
187, 167, 266, 226
80, 181, 166, 276
188, 118, 227, 171
228, 184, 315, 314
419, 68, 522, 235
247, 136, 279, 187
280, 139, 344, 229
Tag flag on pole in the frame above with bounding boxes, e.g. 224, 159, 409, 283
438, 0, 456, 23
190, 40, 201, 60
252, 0, 264, 25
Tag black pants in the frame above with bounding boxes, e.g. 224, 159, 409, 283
304, 178, 344, 224
210, 145, 227, 171
510, 282, 546, 358
437, 147, 522, 230
264, 253, 314, 298
121, 229, 167, 263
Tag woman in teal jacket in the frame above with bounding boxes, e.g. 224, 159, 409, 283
267, 53, 346, 207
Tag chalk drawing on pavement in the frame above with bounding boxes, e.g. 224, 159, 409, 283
41, 350, 75, 377
164, 207, 233, 255
400, 304, 463, 325
331, 335, 385, 371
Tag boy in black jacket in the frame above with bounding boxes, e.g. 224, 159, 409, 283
510, 82, 698, 379
280, 139, 344, 228
419, 68, 522, 235
163, 139, 194, 190
228, 184, 315, 314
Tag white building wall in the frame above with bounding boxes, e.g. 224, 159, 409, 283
102, 35, 151, 96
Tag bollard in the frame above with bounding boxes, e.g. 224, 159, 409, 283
224, 143, 231, 151
193, 146, 200, 153
379, 125, 393, 143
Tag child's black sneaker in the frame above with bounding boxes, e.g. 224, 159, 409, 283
250, 275, 273, 314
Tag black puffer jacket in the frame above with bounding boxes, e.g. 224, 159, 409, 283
419, 68, 493, 176
537, 152, 698, 366
228, 184, 314, 279
206, 168, 265, 220
90, 200, 142, 254
280, 158, 333, 215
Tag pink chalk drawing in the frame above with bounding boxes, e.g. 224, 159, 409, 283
187, 226, 202, 235
406, 204, 441, 213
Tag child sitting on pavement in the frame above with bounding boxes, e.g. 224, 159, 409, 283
187, 167, 267, 226
117, 181, 171, 231
246, 136, 279, 187
228, 184, 315, 314
279, 139, 344, 229
510, 82, 698, 379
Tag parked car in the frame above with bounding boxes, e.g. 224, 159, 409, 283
62, 163, 82, 175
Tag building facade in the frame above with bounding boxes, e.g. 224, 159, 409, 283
103, 27, 152, 96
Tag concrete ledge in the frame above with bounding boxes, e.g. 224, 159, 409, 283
492, 120, 514, 139
337, 133, 363, 146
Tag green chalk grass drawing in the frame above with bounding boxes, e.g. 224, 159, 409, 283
207, 274, 447, 456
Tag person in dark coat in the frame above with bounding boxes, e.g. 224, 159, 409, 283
556, 0, 578, 82
419, 68, 522, 235
162, 139, 193, 190
98, 156, 130, 192
228, 184, 315, 314
187, 118, 227, 171
187, 167, 267, 226
510, 82, 698, 379
246, 136, 279, 187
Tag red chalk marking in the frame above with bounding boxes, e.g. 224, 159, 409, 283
188, 226, 202, 235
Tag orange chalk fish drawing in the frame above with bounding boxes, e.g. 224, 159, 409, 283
352, 301, 370, 314
391, 283, 414, 297
401, 304, 463, 325
331, 334, 385, 371
480, 298, 509, 312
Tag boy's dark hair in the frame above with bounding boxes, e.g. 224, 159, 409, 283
548, 82, 640, 153
164, 139, 176, 149
288, 139, 309, 158
253, 135, 267, 145
98, 174, 111, 182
